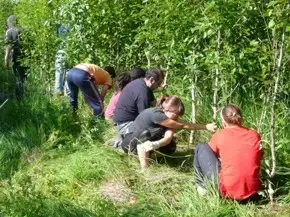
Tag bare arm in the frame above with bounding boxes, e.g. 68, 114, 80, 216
100, 84, 111, 100
155, 129, 174, 147
138, 129, 174, 169
158, 119, 216, 132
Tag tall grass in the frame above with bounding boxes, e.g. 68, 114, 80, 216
0, 76, 289, 216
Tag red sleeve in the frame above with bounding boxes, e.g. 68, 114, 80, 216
209, 131, 220, 155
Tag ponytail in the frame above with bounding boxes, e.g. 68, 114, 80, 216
156, 95, 169, 108
221, 104, 243, 125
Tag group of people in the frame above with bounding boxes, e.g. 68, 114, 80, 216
4, 15, 263, 204
64, 64, 263, 203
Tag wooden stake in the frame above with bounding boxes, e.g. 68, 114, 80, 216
145, 50, 150, 68
189, 85, 196, 144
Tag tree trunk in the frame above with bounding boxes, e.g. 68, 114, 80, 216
267, 22, 286, 204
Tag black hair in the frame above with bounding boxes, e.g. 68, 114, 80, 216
145, 68, 164, 82
129, 67, 146, 80
104, 66, 116, 78
114, 72, 132, 91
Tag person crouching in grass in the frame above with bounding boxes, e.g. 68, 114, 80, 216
105, 67, 145, 119
193, 104, 263, 203
121, 95, 217, 169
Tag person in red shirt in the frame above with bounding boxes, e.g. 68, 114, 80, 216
194, 104, 263, 203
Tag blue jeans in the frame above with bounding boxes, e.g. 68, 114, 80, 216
55, 69, 70, 95
54, 49, 66, 94
66, 68, 103, 117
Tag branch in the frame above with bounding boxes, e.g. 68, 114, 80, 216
0, 99, 9, 110
269, 26, 285, 178
213, 29, 221, 120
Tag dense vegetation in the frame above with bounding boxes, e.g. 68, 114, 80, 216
0, 0, 289, 216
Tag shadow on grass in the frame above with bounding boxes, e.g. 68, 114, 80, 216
153, 149, 194, 173
1, 196, 101, 217
0, 90, 109, 180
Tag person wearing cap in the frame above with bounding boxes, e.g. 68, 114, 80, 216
66, 63, 116, 117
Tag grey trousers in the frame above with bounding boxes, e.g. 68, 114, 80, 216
194, 143, 220, 187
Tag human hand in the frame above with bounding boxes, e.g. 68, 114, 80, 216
206, 123, 217, 132
140, 141, 155, 152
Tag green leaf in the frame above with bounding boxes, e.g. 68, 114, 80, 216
268, 19, 275, 28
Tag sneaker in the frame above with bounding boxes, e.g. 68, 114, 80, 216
196, 185, 207, 196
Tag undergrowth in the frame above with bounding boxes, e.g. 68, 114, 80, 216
0, 82, 289, 217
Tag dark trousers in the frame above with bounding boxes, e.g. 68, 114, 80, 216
13, 60, 27, 83
194, 143, 220, 187
13, 60, 27, 99
66, 68, 103, 117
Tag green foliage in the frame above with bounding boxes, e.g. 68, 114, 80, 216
0, 0, 290, 216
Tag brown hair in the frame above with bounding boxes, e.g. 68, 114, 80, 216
156, 95, 185, 116
221, 104, 243, 125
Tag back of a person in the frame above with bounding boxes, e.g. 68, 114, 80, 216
114, 78, 151, 124
217, 126, 262, 200
105, 91, 122, 119
75, 63, 111, 85
6, 27, 21, 60
130, 107, 167, 139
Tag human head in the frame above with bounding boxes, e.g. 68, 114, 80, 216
104, 66, 116, 78
129, 67, 146, 80
57, 24, 70, 40
114, 72, 131, 92
7, 15, 16, 28
144, 68, 164, 90
221, 104, 243, 127
157, 95, 185, 120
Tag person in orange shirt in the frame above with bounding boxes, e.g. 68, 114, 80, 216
194, 104, 263, 203
66, 63, 116, 117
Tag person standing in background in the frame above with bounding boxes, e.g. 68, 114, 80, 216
54, 24, 70, 96
4, 15, 26, 99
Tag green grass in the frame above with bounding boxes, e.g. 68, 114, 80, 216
0, 81, 289, 217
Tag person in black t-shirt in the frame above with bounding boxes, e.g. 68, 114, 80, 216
121, 96, 217, 169
113, 68, 164, 138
